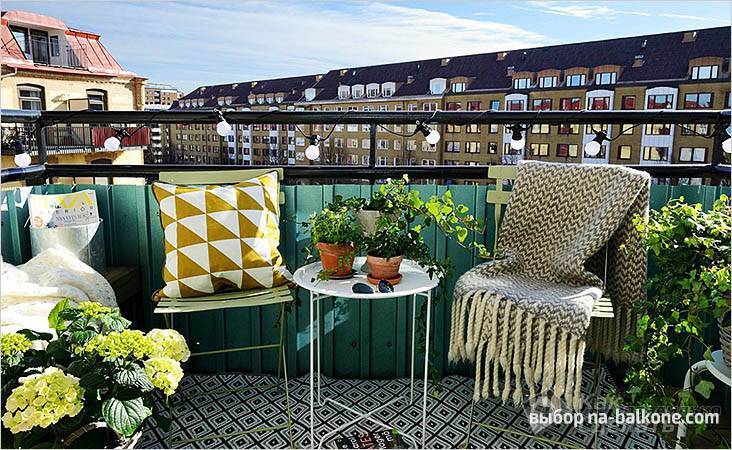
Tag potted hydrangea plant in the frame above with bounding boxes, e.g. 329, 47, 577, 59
1, 300, 189, 448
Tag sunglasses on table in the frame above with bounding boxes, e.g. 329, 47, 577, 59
352, 280, 394, 294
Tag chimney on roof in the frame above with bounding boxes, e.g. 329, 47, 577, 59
506, 65, 515, 76
232, 83, 238, 89
497, 52, 508, 61
407, 75, 414, 84
641, 39, 647, 48
315, 74, 322, 81
251, 81, 257, 87
682, 31, 698, 43
340, 69, 348, 76
632, 55, 645, 68
199, 87, 206, 93
441, 58, 450, 66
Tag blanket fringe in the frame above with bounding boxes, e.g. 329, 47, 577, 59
449, 292, 589, 410
586, 305, 639, 364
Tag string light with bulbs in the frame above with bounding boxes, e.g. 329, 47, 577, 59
294, 110, 354, 161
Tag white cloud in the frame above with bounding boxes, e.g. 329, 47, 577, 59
525, 1, 724, 22
3, 1, 549, 92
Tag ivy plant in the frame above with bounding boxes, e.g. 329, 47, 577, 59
620, 195, 730, 445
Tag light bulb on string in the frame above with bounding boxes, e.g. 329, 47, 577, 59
215, 110, 233, 136
104, 129, 130, 151
13, 140, 31, 168
584, 130, 607, 157
416, 122, 440, 145
305, 135, 320, 161
723, 126, 732, 154
509, 125, 525, 151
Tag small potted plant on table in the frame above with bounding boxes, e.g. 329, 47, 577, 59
364, 219, 408, 285
307, 205, 361, 278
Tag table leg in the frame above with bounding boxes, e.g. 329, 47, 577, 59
421, 290, 432, 448
317, 292, 322, 406
410, 293, 417, 404
310, 291, 315, 449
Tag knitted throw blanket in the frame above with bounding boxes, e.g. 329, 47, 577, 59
448, 161, 649, 410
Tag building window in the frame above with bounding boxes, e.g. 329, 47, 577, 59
647, 94, 674, 109
556, 144, 578, 158
681, 123, 709, 136
530, 143, 549, 156
644, 124, 671, 135
531, 124, 550, 134
467, 101, 482, 111
446, 124, 461, 133
532, 98, 552, 111
445, 141, 460, 153
446, 102, 462, 111
488, 142, 498, 154
684, 92, 713, 109
466, 124, 480, 134
422, 159, 436, 166
621, 96, 636, 110
451, 82, 466, 93
642, 146, 668, 161
421, 141, 436, 152
489, 124, 499, 134
352, 87, 363, 98
620, 124, 635, 135
348, 139, 358, 149
618, 145, 632, 160
559, 97, 581, 111
489, 100, 500, 110
49, 36, 60, 57
423, 103, 437, 111
558, 123, 580, 135
383, 86, 394, 97
17, 85, 44, 110
368, 87, 379, 98
465, 142, 480, 153
690, 65, 719, 80
594, 72, 616, 85
377, 139, 388, 150
377, 156, 387, 166
506, 100, 524, 111
679, 147, 707, 162
589, 97, 610, 110
538, 76, 557, 88
513, 78, 531, 89
87, 90, 107, 110
565, 74, 586, 87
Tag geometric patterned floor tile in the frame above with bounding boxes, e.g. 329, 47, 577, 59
138, 364, 668, 449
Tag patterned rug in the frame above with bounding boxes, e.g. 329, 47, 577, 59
139, 364, 667, 449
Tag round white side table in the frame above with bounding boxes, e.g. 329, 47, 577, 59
293, 257, 440, 449
674, 350, 731, 449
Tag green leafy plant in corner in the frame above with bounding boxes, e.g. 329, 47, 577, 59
621, 195, 730, 446
0, 300, 190, 448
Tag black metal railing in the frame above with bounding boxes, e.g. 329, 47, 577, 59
1, 109, 729, 184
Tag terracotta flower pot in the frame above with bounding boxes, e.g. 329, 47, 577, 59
366, 254, 403, 281
316, 242, 355, 277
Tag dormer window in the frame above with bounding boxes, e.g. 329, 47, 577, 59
257, 97, 264, 104
367, 83, 380, 98
538, 76, 557, 88
691, 65, 719, 80
276, 95, 284, 103
451, 82, 466, 93
338, 85, 350, 99
513, 78, 531, 89
594, 72, 616, 85
225, 96, 233, 105
266, 97, 273, 104
382, 82, 396, 97
566, 74, 586, 87
429, 78, 446, 95
304, 88, 316, 101
217, 97, 225, 106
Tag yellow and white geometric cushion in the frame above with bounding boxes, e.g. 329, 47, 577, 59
152, 171, 290, 299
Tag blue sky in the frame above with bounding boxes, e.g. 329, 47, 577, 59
5, 1, 730, 93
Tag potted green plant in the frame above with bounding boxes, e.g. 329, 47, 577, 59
620, 195, 730, 445
363, 219, 408, 284
1, 300, 189, 448
306, 205, 361, 277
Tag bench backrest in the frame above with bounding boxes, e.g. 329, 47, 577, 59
158, 168, 285, 205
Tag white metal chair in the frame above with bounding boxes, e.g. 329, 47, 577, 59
152, 168, 293, 448
462, 165, 613, 449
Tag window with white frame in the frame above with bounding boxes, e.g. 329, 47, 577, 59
513, 78, 531, 89
393, 140, 401, 151
451, 82, 466, 93
679, 147, 706, 162
642, 146, 668, 161
367, 84, 380, 98
347, 124, 358, 132
594, 72, 616, 85
406, 140, 416, 151
422, 159, 436, 166
378, 139, 388, 150
338, 86, 350, 99
422, 141, 436, 152
18, 85, 43, 110
465, 142, 480, 153
538, 76, 557, 88
87, 90, 107, 110
348, 139, 358, 148
423, 102, 437, 111
378, 156, 387, 165
352, 85, 364, 98
362, 155, 369, 165
445, 141, 460, 152
565, 74, 586, 87
691, 65, 718, 80
361, 139, 369, 148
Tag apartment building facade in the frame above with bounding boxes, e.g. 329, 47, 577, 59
171, 26, 730, 168
1, 10, 148, 167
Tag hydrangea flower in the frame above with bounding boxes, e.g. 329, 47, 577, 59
146, 329, 190, 362
1, 333, 32, 357
2, 367, 84, 434
82, 330, 154, 360
77, 301, 112, 319
144, 357, 183, 396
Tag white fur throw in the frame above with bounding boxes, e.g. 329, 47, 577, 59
1, 248, 117, 334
